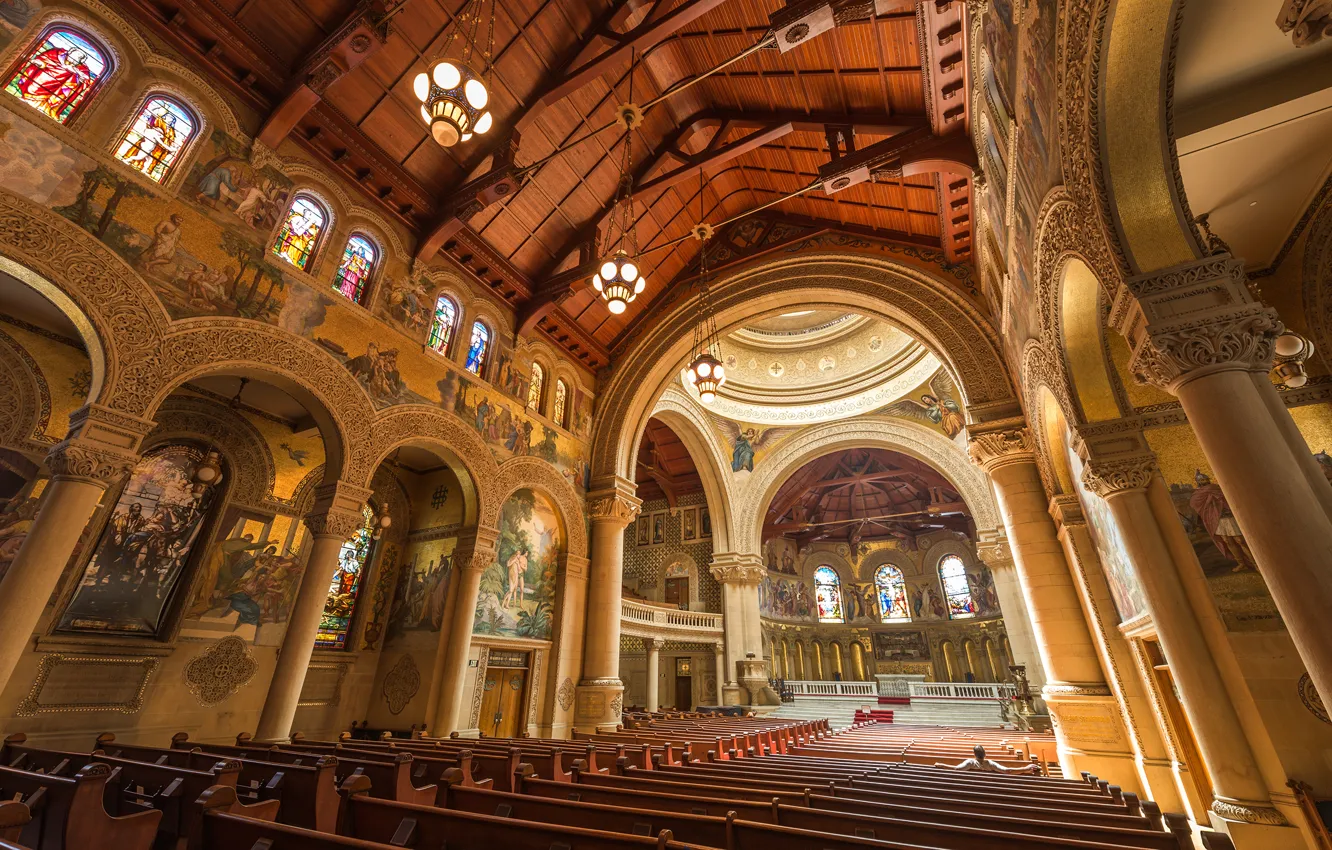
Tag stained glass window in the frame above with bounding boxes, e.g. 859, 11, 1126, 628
528, 362, 544, 411
875, 564, 910, 622
333, 234, 377, 303
939, 554, 977, 620
271, 195, 327, 271
114, 96, 195, 183
5, 27, 108, 124
552, 379, 568, 428
429, 295, 458, 354
814, 565, 843, 623
315, 503, 376, 649
465, 320, 490, 376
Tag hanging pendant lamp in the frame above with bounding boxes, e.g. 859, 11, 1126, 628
685, 172, 724, 403
593, 51, 648, 314
414, 0, 495, 147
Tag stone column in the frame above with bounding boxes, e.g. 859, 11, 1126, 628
541, 552, 589, 737
968, 423, 1133, 784
256, 480, 372, 741
0, 405, 149, 690
1124, 256, 1332, 716
712, 642, 725, 704
575, 477, 640, 731
428, 527, 499, 736
976, 532, 1047, 692
709, 552, 764, 704
645, 636, 663, 712
1079, 451, 1287, 830
1048, 493, 1184, 810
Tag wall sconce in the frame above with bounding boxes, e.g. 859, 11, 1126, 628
1271, 332, 1315, 388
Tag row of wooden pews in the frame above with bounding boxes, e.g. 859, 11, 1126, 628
0, 714, 1237, 850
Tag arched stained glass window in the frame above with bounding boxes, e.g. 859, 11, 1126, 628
465, 320, 490, 376
5, 27, 108, 124
429, 295, 458, 354
271, 195, 327, 271
114, 96, 196, 183
552, 379, 568, 428
316, 503, 376, 649
875, 564, 910, 622
939, 554, 977, 620
333, 234, 377, 303
528, 362, 544, 411
814, 565, 843, 623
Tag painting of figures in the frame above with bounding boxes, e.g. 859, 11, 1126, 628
186, 512, 301, 640
473, 489, 560, 640
966, 565, 1002, 618
385, 537, 457, 643
57, 445, 222, 635
1067, 444, 1147, 623
765, 537, 799, 574
908, 581, 948, 620
873, 630, 930, 663
759, 574, 814, 621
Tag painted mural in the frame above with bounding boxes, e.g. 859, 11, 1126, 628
765, 537, 798, 574
0, 489, 38, 582
1066, 444, 1147, 623
880, 370, 965, 438
56, 444, 222, 635
907, 580, 948, 620
473, 489, 560, 640
187, 509, 301, 639
705, 412, 798, 473
0, 99, 592, 491
759, 574, 814, 621
385, 535, 457, 643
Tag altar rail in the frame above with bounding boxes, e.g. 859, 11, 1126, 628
908, 682, 1017, 700
783, 681, 879, 697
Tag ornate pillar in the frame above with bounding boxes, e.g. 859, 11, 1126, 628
975, 531, 1047, 692
428, 526, 499, 736
1048, 493, 1184, 810
0, 404, 150, 691
1079, 449, 1288, 831
645, 636, 663, 712
968, 423, 1132, 784
576, 477, 640, 731
709, 552, 764, 704
1123, 256, 1332, 716
713, 641, 725, 704
542, 552, 589, 737
256, 480, 372, 741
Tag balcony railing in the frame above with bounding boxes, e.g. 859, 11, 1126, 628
620, 598, 723, 638
908, 682, 1017, 700
783, 680, 879, 697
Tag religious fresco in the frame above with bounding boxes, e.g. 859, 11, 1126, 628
879, 369, 965, 438
759, 574, 814, 621
0, 100, 593, 491
56, 444, 222, 635
907, 580, 948, 620
705, 412, 798, 473
0, 489, 38, 582
385, 535, 457, 643
1066, 443, 1147, 623
187, 509, 301, 640
1147, 425, 1286, 632
473, 489, 560, 640
765, 537, 798, 575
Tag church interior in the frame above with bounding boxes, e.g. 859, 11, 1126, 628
0, 0, 1329, 847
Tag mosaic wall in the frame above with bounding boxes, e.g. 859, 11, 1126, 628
621, 493, 722, 613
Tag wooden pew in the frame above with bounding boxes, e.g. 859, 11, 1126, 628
281, 735, 494, 792
194, 786, 391, 850
0, 763, 161, 850
97, 734, 340, 833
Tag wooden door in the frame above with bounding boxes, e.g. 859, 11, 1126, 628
675, 675, 692, 710
479, 668, 527, 738
664, 577, 688, 608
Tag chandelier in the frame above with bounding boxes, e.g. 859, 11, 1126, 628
685, 169, 724, 403
413, 0, 495, 147
593, 54, 648, 314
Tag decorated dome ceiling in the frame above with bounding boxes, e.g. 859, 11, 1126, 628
682, 311, 941, 425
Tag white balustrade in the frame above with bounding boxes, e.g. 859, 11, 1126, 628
783, 680, 879, 697
908, 681, 1017, 700
620, 598, 723, 637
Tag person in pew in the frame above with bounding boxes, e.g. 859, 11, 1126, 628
935, 744, 1041, 774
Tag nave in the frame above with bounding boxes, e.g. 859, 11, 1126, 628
0, 714, 1245, 850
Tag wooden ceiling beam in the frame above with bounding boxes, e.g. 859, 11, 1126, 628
256, 3, 392, 150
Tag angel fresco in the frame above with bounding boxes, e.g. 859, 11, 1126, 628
706, 412, 798, 472
881, 371, 965, 438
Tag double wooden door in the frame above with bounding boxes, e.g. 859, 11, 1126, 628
478, 666, 527, 738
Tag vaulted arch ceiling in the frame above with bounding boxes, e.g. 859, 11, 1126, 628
127, 0, 975, 366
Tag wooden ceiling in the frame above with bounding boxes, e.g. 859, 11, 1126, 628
635, 416, 703, 504
764, 447, 972, 548
123, 0, 974, 368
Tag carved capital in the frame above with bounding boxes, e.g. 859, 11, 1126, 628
586, 478, 641, 528
1277, 0, 1332, 46
975, 540, 1013, 569
1080, 454, 1158, 498
304, 479, 373, 539
1041, 682, 1113, 697
1210, 798, 1289, 826
709, 553, 765, 585
44, 440, 138, 486
456, 547, 498, 574
1130, 310, 1283, 392
1048, 494, 1085, 527
967, 423, 1035, 471
643, 636, 665, 652
303, 508, 368, 540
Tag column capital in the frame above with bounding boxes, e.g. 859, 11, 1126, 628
966, 419, 1035, 472
1048, 494, 1085, 527
974, 527, 1013, 569
304, 479, 374, 539
455, 525, 501, 557
644, 635, 665, 652
1079, 453, 1159, 498
709, 552, 764, 584
44, 439, 139, 487
586, 475, 641, 528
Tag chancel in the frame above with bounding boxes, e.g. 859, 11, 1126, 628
0, 0, 1327, 848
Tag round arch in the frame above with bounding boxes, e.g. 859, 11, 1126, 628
738, 416, 1001, 554
649, 386, 738, 553
592, 253, 1018, 482
493, 456, 588, 559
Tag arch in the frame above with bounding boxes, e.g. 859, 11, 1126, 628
794, 640, 807, 679
111, 93, 200, 185
850, 641, 868, 682
831, 641, 846, 679
742, 416, 1001, 554
0, 329, 53, 453
592, 254, 1019, 482
428, 293, 460, 355
146, 395, 276, 509
3, 23, 112, 126
963, 639, 983, 680
983, 636, 1003, 683
551, 378, 569, 429
527, 360, 546, 413
811, 640, 825, 680
493, 456, 588, 559
279, 161, 409, 261
1058, 258, 1120, 423
649, 386, 739, 554
271, 193, 331, 272
940, 639, 958, 681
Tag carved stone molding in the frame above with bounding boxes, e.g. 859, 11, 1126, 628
1130, 309, 1282, 391
1048, 494, 1085, 527
382, 653, 421, 715
1277, 0, 1332, 46
1298, 672, 1329, 724
184, 636, 258, 708
1041, 682, 1113, 697
967, 424, 1035, 471
586, 491, 642, 528
557, 677, 575, 711
305, 479, 374, 538
17, 653, 159, 716
304, 507, 369, 540
709, 553, 765, 585
44, 440, 139, 487
1209, 798, 1289, 826
148, 396, 276, 509
1079, 454, 1158, 498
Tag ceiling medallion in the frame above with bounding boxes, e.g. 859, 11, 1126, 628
594, 49, 648, 314
413, 0, 496, 147
785, 23, 810, 43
